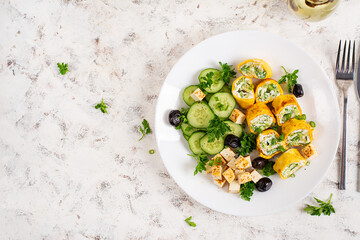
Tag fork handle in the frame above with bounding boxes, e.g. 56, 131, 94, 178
339, 95, 348, 190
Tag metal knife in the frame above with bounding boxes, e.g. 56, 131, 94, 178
357, 49, 360, 100
358, 51, 360, 192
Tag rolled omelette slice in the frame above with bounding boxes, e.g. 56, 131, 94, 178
273, 148, 307, 179
232, 76, 255, 109
246, 102, 275, 134
256, 129, 287, 159
282, 119, 313, 147
255, 79, 283, 104
237, 58, 272, 79
272, 94, 302, 126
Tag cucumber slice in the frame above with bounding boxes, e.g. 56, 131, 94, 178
200, 134, 225, 155
183, 85, 199, 106
181, 122, 199, 136
198, 68, 225, 93
187, 102, 215, 128
224, 120, 243, 137
205, 85, 230, 102
220, 84, 231, 93
188, 131, 206, 155
183, 134, 189, 141
208, 92, 236, 119
205, 93, 213, 102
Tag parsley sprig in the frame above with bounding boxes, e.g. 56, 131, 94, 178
95, 99, 108, 114
184, 216, 196, 227
139, 119, 151, 141
206, 117, 230, 142
304, 193, 335, 216
175, 108, 189, 130
261, 161, 277, 177
240, 182, 255, 201
219, 62, 236, 84
278, 66, 299, 93
198, 72, 214, 93
188, 154, 209, 175
57, 62, 70, 75
235, 132, 257, 156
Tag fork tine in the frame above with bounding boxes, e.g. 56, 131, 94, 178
341, 40, 347, 72
351, 40, 356, 73
336, 40, 341, 73
346, 40, 351, 72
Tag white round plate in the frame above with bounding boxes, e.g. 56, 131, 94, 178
155, 30, 340, 216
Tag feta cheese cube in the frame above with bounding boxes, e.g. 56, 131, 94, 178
212, 165, 226, 180
227, 158, 237, 170
229, 109, 246, 124
301, 144, 318, 160
235, 156, 252, 171
214, 178, 226, 188
190, 88, 206, 101
235, 169, 245, 177
220, 147, 236, 162
211, 154, 226, 165
228, 180, 241, 193
250, 169, 262, 183
222, 168, 236, 183
238, 172, 252, 184
205, 162, 213, 174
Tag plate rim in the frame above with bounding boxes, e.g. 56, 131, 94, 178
154, 30, 341, 216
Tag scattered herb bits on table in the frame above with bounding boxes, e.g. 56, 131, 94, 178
168, 60, 318, 201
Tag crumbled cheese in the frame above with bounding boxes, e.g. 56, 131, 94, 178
190, 88, 206, 101
229, 109, 246, 124
223, 168, 236, 183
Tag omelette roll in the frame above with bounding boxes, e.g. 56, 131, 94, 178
256, 129, 287, 159
272, 94, 302, 126
273, 149, 307, 179
237, 58, 272, 79
246, 102, 275, 133
282, 119, 313, 147
255, 79, 283, 104
232, 76, 255, 109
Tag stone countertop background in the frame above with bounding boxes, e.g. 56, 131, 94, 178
0, 0, 360, 239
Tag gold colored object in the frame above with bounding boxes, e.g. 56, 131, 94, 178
232, 76, 255, 109
246, 103, 275, 134
237, 59, 272, 79
272, 94, 302, 126
255, 79, 283, 104
274, 149, 307, 179
256, 129, 287, 159
282, 119, 313, 147
287, 0, 340, 22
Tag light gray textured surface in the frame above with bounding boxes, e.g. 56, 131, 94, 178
0, 0, 360, 239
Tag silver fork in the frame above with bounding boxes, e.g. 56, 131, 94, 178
335, 40, 356, 190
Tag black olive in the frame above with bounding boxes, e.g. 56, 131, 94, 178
252, 157, 267, 169
256, 177, 272, 192
293, 84, 304, 98
224, 134, 240, 148
168, 110, 182, 127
